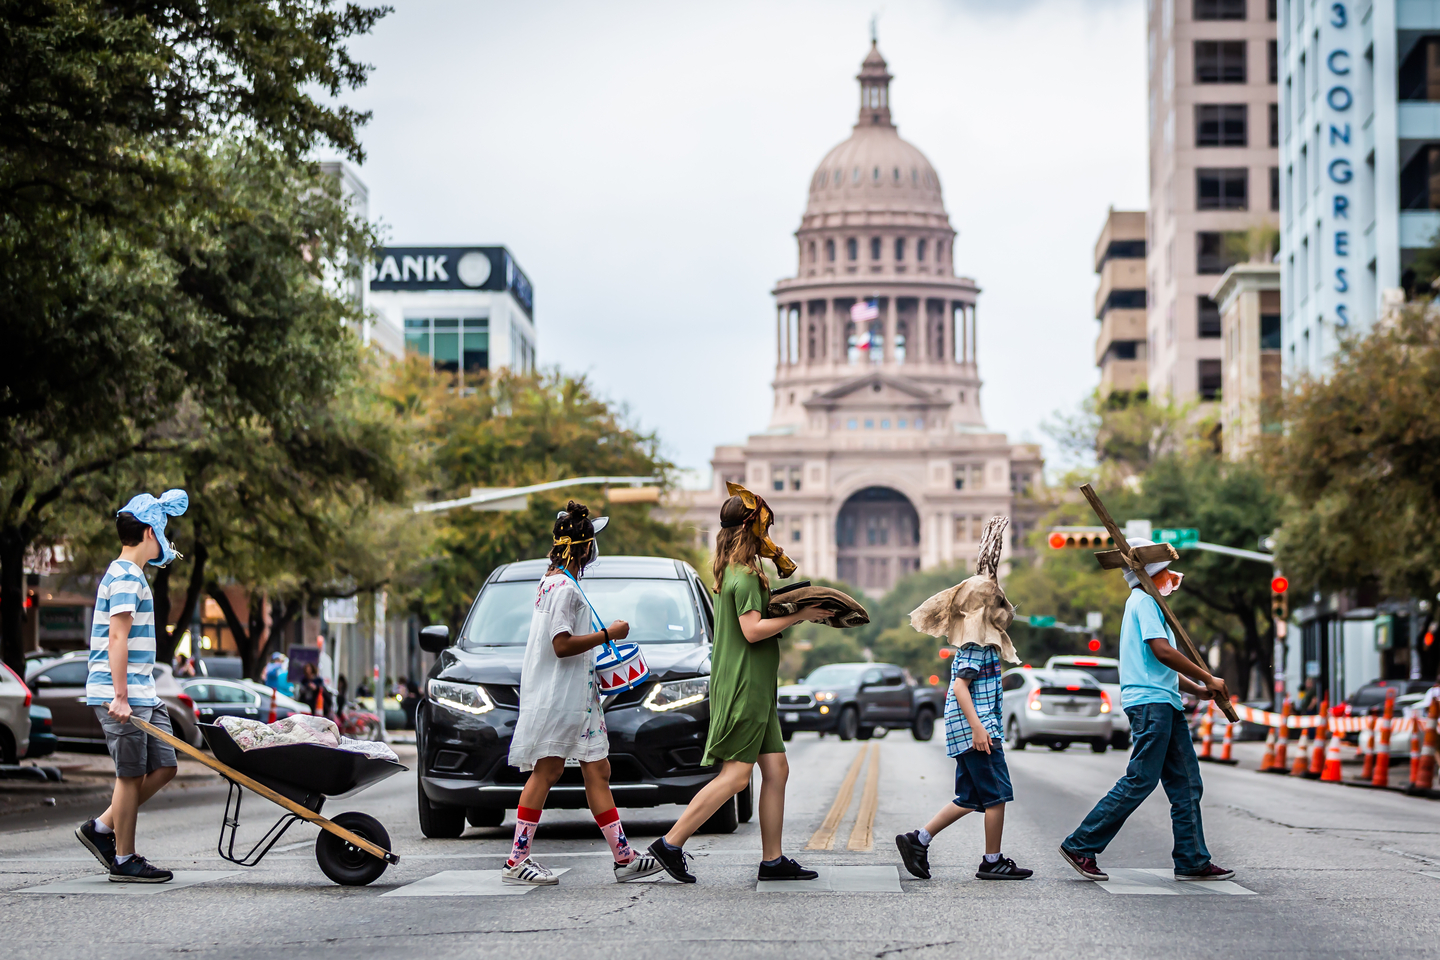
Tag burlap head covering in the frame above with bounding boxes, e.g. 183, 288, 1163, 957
720, 481, 797, 579
908, 516, 1019, 664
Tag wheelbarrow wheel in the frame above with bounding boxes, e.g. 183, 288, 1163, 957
316, 812, 391, 886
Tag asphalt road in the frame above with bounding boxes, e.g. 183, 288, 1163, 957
2, 733, 1439, 959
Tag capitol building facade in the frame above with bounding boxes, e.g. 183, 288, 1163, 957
679, 42, 1042, 595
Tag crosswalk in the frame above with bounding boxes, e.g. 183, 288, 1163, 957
380, 868, 572, 896
17, 871, 239, 895
1093, 868, 1256, 895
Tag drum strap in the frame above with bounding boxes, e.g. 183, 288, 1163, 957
559, 570, 615, 657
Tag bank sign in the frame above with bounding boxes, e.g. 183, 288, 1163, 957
369, 246, 534, 317
1320, 2, 1354, 328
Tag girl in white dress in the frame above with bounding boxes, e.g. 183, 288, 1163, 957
502, 501, 664, 885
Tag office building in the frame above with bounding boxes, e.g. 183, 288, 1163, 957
1094, 209, 1150, 396
1210, 261, 1281, 456
1147, 0, 1280, 402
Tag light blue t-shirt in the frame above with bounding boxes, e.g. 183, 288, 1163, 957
1118, 588, 1181, 710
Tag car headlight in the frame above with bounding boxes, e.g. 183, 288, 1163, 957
814, 691, 838, 702
428, 679, 495, 715
643, 677, 709, 712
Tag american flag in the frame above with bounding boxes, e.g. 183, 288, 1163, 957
850, 299, 879, 323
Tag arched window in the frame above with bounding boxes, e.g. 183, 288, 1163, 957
852, 167, 860, 183
826, 238, 836, 262
936, 240, 945, 262
808, 241, 816, 263
893, 167, 900, 183
847, 237, 858, 261
870, 237, 882, 260
872, 166, 880, 182
895, 237, 906, 261
917, 238, 927, 262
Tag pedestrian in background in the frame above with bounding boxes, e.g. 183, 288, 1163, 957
75, 490, 189, 883
296, 662, 322, 714
1059, 539, 1234, 883
648, 485, 828, 884
262, 652, 289, 696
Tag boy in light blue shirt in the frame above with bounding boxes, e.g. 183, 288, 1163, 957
1060, 539, 1235, 883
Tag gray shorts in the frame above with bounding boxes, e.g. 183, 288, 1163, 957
94, 704, 178, 778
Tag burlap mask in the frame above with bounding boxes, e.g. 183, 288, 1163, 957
908, 516, 1020, 664
721, 481, 797, 579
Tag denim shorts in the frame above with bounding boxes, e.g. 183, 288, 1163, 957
952, 745, 1013, 811
94, 704, 177, 778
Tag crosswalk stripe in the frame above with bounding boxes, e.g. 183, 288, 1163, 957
806, 744, 870, 851
381, 867, 572, 897
1093, 868, 1256, 896
17, 871, 239, 895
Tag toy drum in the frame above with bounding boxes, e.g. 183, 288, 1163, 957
595, 641, 650, 694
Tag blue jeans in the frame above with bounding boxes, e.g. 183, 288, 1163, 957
1063, 703, 1211, 873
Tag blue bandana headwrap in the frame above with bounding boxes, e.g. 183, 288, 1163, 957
117, 489, 189, 567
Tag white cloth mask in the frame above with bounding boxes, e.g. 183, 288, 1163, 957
1157, 572, 1184, 597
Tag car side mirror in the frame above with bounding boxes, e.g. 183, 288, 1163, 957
418, 624, 452, 653
34, 674, 53, 686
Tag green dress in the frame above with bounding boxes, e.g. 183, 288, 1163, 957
703, 564, 786, 765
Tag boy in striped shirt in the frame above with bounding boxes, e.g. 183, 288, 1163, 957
75, 491, 188, 883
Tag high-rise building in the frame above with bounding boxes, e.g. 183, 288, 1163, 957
1094, 209, 1150, 397
676, 41, 1042, 596
1146, 0, 1280, 402
1210, 261, 1280, 456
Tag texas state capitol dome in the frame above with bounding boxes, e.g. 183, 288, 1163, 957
679, 41, 1042, 595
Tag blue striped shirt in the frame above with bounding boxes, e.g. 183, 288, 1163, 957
943, 643, 1004, 756
86, 559, 159, 706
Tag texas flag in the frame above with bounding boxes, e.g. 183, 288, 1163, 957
850, 299, 879, 323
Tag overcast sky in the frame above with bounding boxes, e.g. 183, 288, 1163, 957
343, 0, 1148, 479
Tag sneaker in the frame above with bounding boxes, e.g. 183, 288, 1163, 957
1175, 862, 1235, 882
500, 857, 558, 885
756, 856, 819, 881
646, 838, 696, 883
1058, 845, 1108, 881
76, 820, 116, 869
613, 854, 665, 883
976, 856, 1033, 880
895, 831, 931, 880
108, 856, 173, 883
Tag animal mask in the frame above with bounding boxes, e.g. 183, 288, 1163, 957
721, 481, 797, 579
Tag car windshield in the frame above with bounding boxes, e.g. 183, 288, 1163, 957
804, 664, 869, 687
1067, 665, 1120, 684
461, 578, 704, 648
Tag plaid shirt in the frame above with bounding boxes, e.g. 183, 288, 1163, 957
943, 643, 1004, 757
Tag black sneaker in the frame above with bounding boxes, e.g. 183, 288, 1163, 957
976, 855, 1033, 880
895, 831, 931, 880
646, 839, 695, 883
757, 856, 818, 881
109, 856, 173, 883
76, 819, 116, 869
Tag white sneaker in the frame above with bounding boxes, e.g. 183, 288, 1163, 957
613, 854, 665, 882
501, 857, 558, 885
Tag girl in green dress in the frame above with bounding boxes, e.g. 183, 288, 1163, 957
647, 485, 829, 883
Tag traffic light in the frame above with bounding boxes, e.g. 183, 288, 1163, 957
1047, 527, 1117, 550
1270, 573, 1288, 620
1087, 638, 1102, 652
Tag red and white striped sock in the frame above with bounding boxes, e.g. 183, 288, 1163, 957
595, 807, 634, 864
507, 806, 542, 867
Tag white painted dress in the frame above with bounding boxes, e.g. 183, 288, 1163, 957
507, 574, 609, 772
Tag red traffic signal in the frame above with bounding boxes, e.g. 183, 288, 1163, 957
1087, 638, 1101, 652
938, 648, 953, 659
1048, 531, 1066, 549
1270, 575, 1289, 594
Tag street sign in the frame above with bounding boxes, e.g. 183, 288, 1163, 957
322, 597, 358, 624
1155, 527, 1199, 548
1028, 615, 1056, 628
1085, 611, 1103, 630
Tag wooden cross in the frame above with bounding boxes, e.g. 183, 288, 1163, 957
1079, 483, 1238, 723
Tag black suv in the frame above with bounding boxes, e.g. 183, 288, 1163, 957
415, 556, 753, 837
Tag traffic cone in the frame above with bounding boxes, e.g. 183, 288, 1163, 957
1198, 702, 1214, 760
268, 686, 279, 724
1320, 718, 1344, 782
1290, 724, 1312, 776
1218, 714, 1235, 762
1409, 719, 1422, 787
1372, 689, 1395, 788
1413, 699, 1438, 795
1259, 724, 1277, 771
1271, 700, 1291, 773
1360, 716, 1375, 780
1308, 696, 1329, 778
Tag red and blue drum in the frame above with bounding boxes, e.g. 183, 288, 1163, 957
595, 642, 650, 694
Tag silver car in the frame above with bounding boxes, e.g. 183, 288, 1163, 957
1045, 656, 1130, 748
1002, 667, 1114, 753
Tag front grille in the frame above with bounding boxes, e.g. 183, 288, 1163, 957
778, 693, 815, 708
604, 683, 653, 710
490, 754, 651, 785
483, 684, 520, 707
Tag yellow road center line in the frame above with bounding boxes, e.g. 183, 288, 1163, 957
846, 742, 881, 852
805, 743, 870, 851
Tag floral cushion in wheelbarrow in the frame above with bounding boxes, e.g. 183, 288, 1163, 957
216, 715, 399, 762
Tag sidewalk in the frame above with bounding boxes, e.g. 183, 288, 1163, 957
0, 750, 222, 822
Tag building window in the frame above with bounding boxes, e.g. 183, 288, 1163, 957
1268, 40, 1277, 83
1197, 232, 1244, 274
870, 237, 882, 260
895, 237, 906, 261
1198, 359, 1223, 400
1099, 289, 1148, 317
404, 317, 490, 373
1197, 296, 1223, 338
846, 237, 858, 261
826, 238, 836, 261
1399, 37, 1440, 101
1400, 146, 1440, 209
917, 238, 927, 261
1270, 166, 1280, 211
808, 241, 816, 263
1268, 0, 1276, 19
1260, 314, 1282, 350
1269, 103, 1279, 147
1196, 104, 1247, 146
1195, 41, 1246, 83
847, 418, 857, 429
1194, 0, 1245, 19
953, 465, 966, 490
1197, 168, 1248, 210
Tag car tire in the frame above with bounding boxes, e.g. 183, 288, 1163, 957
1090, 739, 1107, 754
0, 726, 15, 765
856, 725, 874, 741
466, 807, 505, 828
781, 729, 793, 741
1006, 717, 1026, 751
415, 711, 466, 839
1048, 741, 1069, 752
837, 707, 859, 741
912, 708, 936, 742
1110, 733, 1131, 750
700, 794, 739, 834
315, 812, 391, 886
736, 773, 754, 824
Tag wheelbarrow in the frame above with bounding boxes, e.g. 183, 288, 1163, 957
131, 716, 405, 886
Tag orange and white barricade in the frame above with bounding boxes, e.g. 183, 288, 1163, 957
1198, 702, 1214, 760
1372, 690, 1396, 788
1291, 722, 1312, 777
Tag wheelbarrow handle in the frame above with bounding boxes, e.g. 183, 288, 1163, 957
129, 716, 399, 865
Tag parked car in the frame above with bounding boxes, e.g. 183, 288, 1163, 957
1344, 679, 1432, 717
25, 705, 58, 759
354, 694, 407, 731
1044, 656, 1130, 748
777, 662, 945, 741
235, 680, 314, 717
193, 656, 245, 679
0, 662, 33, 763
180, 678, 310, 724
414, 556, 751, 838
1001, 667, 1113, 752
26, 653, 202, 747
